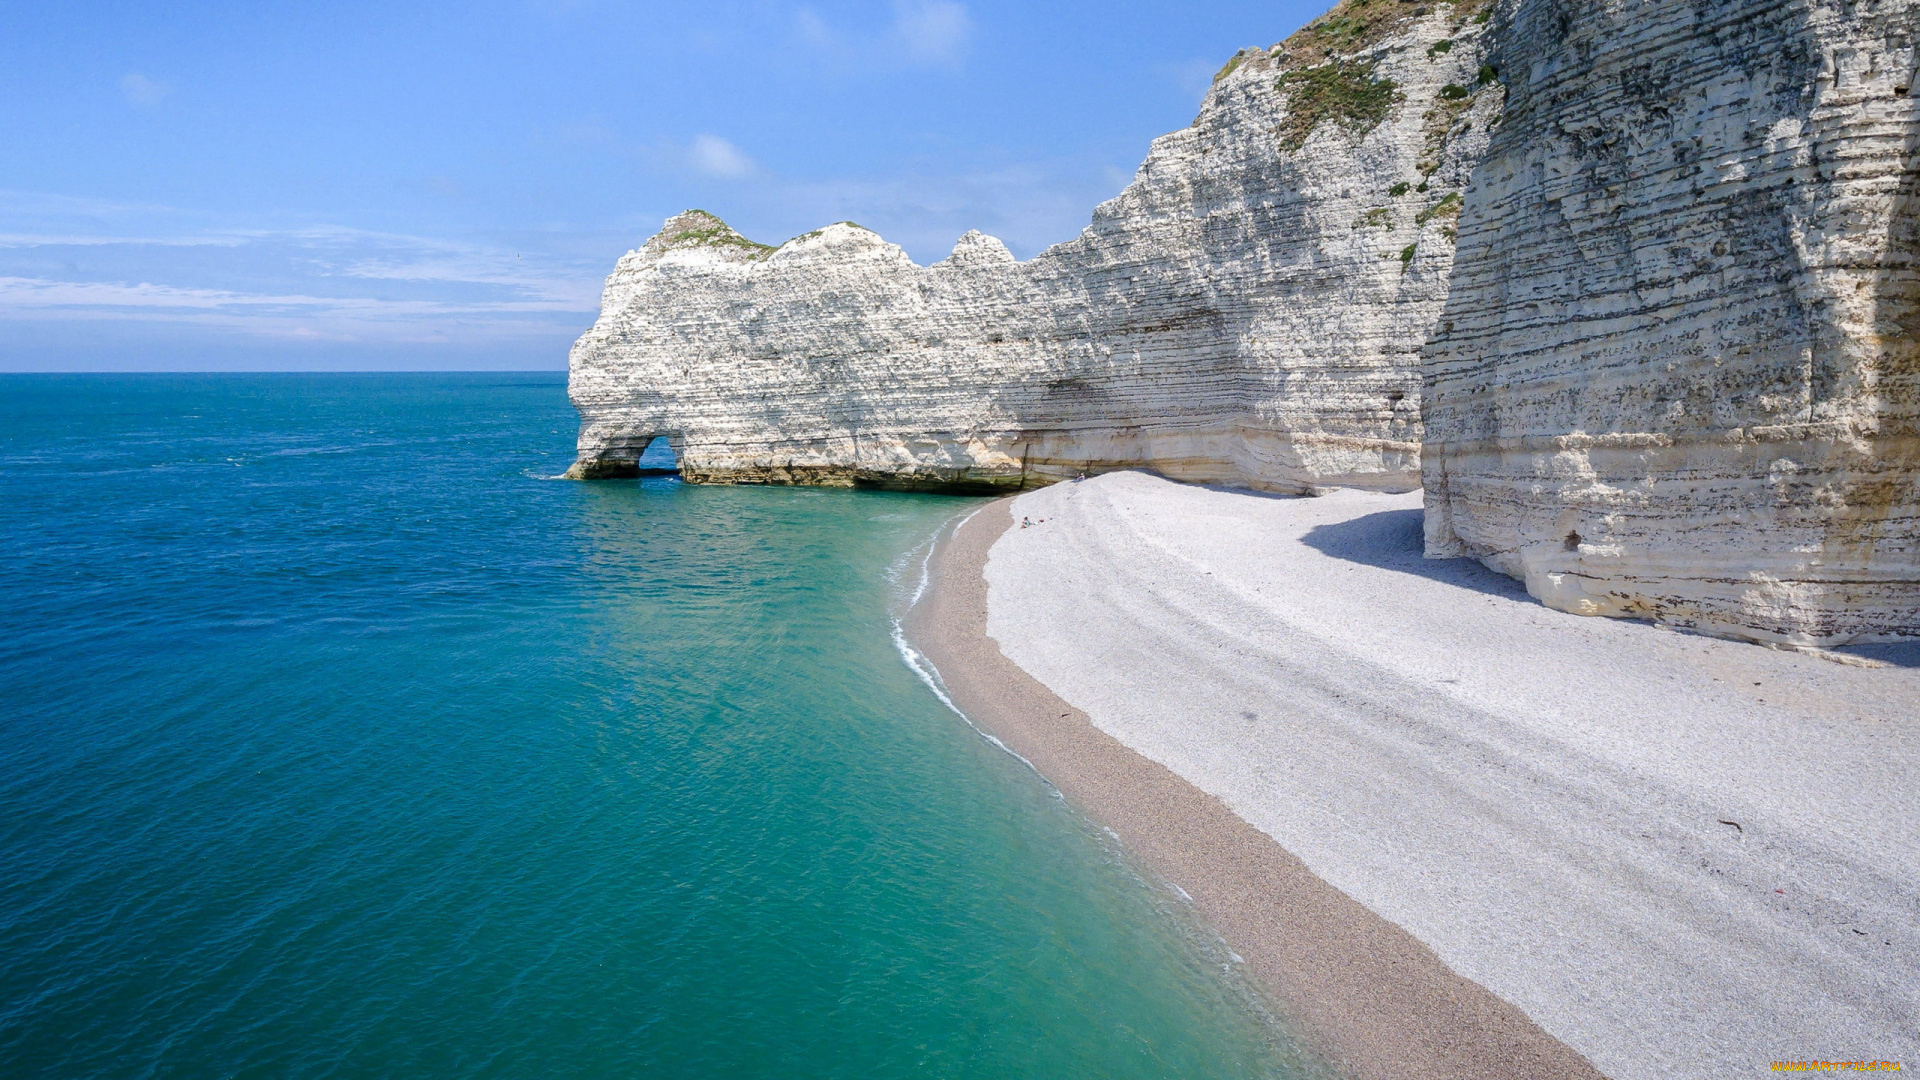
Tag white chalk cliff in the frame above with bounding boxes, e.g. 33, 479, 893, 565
567, 2, 1500, 493
1422, 0, 1920, 645
569, 0, 1919, 644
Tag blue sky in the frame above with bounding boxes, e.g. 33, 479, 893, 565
0, 0, 1326, 370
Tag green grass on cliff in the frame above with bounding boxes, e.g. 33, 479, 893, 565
1272, 0, 1486, 68
660, 211, 777, 256
668, 225, 773, 248
666, 226, 776, 255
1246, 0, 1488, 153
1278, 0, 1409, 62
1414, 191, 1461, 226
1417, 80, 1484, 175
1274, 58, 1402, 151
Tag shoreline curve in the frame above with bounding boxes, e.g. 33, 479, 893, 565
901, 496, 1605, 1080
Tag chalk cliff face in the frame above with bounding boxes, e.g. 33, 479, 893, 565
567, 1, 1501, 493
1421, 0, 1920, 645
570, 0, 1917, 643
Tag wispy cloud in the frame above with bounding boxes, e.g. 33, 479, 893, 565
0, 126, 1142, 364
687, 134, 757, 179
264, 223, 598, 300
0, 188, 180, 220
795, 8, 835, 52
0, 276, 582, 343
0, 195, 606, 358
0, 232, 245, 249
793, 0, 973, 71
893, 0, 971, 67
120, 72, 171, 107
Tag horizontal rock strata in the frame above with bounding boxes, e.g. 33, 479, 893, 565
1422, 0, 1920, 644
566, 0, 1502, 494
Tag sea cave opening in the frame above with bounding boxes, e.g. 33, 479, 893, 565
637, 435, 679, 477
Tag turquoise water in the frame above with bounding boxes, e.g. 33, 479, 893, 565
0, 374, 1313, 1079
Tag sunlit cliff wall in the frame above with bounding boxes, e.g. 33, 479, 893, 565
1422, 0, 1920, 645
566, 1, 1500, 494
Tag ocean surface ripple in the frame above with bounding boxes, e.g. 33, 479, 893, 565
0, 373, 1311, 1079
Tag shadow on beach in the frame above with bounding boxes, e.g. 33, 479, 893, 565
1835, 641, 1920, 668
1307, 508, 1920, 667
1301, 507, 1534, 603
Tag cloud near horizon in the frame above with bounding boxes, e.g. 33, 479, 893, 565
0, 275, 580, 341
0, 123, 1149, 368
4, 0, 1325, 368
0, 198, 607, 366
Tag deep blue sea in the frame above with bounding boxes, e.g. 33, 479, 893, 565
0, 374, 1314, 1079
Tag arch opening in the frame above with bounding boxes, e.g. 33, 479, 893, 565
637, 435, 680, 477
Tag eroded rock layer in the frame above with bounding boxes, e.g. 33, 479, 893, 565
1422, 0, 1920, 645
567, 2, 1501, 494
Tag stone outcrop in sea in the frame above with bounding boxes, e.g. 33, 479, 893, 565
566, 1, 1500, 494
1420, 0, 1920, 645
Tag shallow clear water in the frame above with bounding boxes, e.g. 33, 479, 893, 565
0, 374, 1314, 1079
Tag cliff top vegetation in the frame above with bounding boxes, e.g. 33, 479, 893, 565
650, 210, 778, 258
1274, 59, 1403, 151
1272, 0, 1487, 68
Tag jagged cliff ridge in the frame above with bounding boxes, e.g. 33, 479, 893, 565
566, 0, 1502, 493
1422, 0, 1920, 645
